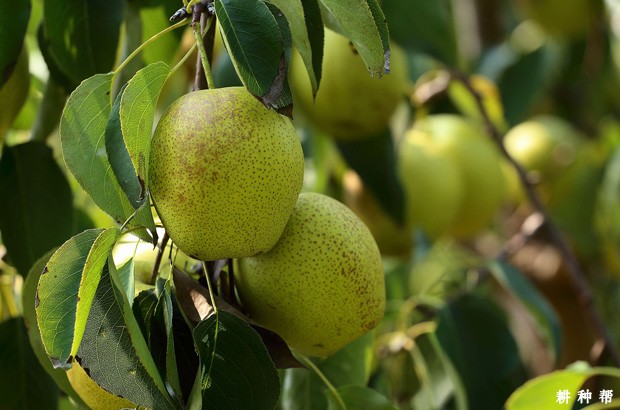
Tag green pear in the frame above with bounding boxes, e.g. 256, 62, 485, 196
236, 192, 385, 358
408, 115, 506, 237
149, 87, 304, 261
398, 130, 464, 239
504, 115, 584, 201
290, 28, 409, 141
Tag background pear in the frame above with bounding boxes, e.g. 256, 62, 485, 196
407, 115, 506, 237
149, 87, 304, 261
397, 131, 464, 239
236, 192, 385, 358
290, 28, 409, 141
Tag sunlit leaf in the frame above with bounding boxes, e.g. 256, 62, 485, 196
60, 73, 135, 224
506, 362, 620, 409
36, 228, 119, 368
120, 61, 170, 189
319, 0, 387, 77
267, 0, 324, 94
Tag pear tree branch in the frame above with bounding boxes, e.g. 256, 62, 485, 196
451, 70, 620, 367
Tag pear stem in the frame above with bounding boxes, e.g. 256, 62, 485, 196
451, 69, 620, 367
150, 231, 169, 285
202, 261, 219, 315
193, 13, 215, 89
112, 18, 188, 89
296, 354, 346, 410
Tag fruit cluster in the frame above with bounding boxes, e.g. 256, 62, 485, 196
148, 86, 385, 358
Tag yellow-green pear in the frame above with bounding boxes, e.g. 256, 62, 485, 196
149, 87, 304, 261
504, 115, 584, 199
236, 192, 385, 358
67, 361, 136, 410
290, 28, 409, 141
409, 115, 505, 237
398, 130, 464, 239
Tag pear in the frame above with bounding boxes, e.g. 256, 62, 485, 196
408, 115, 505, 237
67, 361, 136, 410
149, 87, 304, 261
397, 132, 465, 239
236, 192, 385, 358
290, 28, 409, 141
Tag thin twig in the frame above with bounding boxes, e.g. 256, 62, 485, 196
451, 70, 620, 367
150, 231, 169, 285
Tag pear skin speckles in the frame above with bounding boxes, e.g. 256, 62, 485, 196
236, 192, 385, 358
148, 87, 304, 261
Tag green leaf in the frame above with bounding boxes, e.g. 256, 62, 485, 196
382, 0, 456, 64
36, 228, 120, 368
319, 0, 387, 77
116, 258, 136, 307
435, 294, 527, 409
336, 127, 406, 225
506, 362, 620, 409
76, 260, 179, 409
23, 251, 89, 407
0, 317, 59, 409
410, 332, 467, 410
216, 0, 291, 109
106, 83, 142, 209
150, 280, 183, 402
488, 261, 562, 363
133, 289, 159, 343
0, 0, 30, 88
327, 385, 397, 410
60, 73, 135, 224
263, 2, 294, 110
267, 0, 324, 94
281, 333, 374, 409
120, 61, 170, 189
0, 142, 73, 276
104, 86, 157, 244
42, 0, 124, 83
193, 310, 280, 409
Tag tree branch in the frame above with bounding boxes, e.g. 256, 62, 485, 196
451, 70, 620, 367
